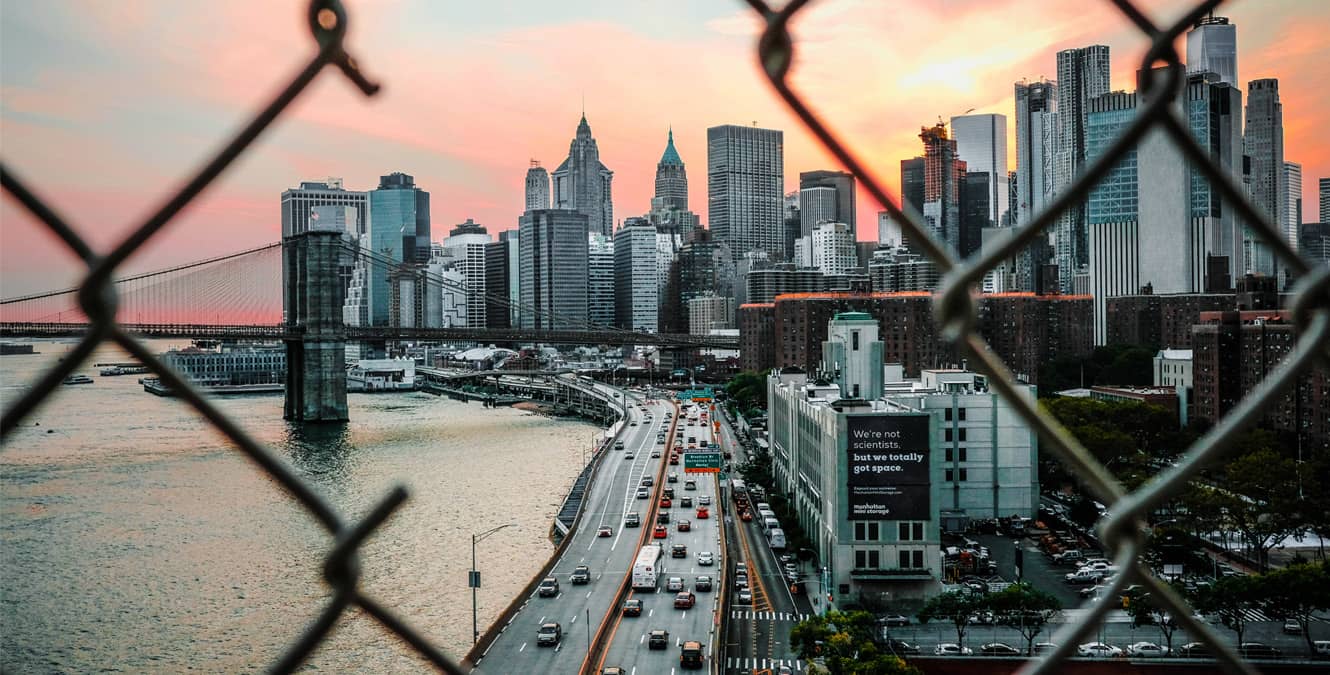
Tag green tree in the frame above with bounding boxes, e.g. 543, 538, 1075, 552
1123, 582, 1188, 652
917, 591, 983, 647
789, 611, 921, 675
1256, 562, 1330, 655
1217, 447, 1306, 572
725, 370, 768, 414
989, 583, 1061, 655
1193, 574, 1260, 645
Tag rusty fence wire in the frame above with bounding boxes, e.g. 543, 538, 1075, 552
743, 0, 1330, 674
0, 1, 466, 672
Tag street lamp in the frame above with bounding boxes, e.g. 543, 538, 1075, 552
470, 523, 517, 644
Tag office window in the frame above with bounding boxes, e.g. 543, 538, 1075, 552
958, 428, 967, 442
855, 549, 881, 569
958, 407, 967, 421
958, 468, 968, 481
945, 448, 952, 462
854, 522, 881, 541
912, 550, 924, 568
852, 330, 860, 350
898, 522, 925, 541
944, 408, 953, 421
945, 469, 953, 482
958, 447, 967, 462
944, 428, 952, 442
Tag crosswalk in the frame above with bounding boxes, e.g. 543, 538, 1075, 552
726, 657, 804, 670
730, 609, 810, 622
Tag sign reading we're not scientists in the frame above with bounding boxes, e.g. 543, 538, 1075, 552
845, 415, 931, 520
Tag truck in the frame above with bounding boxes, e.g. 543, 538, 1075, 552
632, 544, 664, 590
680, 640, 704, 669
768, 527, 787, 550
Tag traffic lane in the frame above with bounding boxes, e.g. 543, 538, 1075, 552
741, 516, 798, 615
476, 403, 664, 672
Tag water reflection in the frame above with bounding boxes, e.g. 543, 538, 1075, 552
284, 420, 354, 482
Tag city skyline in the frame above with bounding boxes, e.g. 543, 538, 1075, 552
2, 1, 1328, 297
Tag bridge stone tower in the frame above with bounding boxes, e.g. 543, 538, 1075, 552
283, 222, 349, 422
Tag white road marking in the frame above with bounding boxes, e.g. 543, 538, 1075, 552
519, 643, 526, 652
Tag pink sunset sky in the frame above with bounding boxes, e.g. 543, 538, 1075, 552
2, 0, 1327, 298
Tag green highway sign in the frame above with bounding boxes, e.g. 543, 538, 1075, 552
719, 473, 728, 481
684, 452, 722, 473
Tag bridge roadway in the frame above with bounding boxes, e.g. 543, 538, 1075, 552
595, 402, 725, 674
0, 322, 738, 349
472, 388, 678, 674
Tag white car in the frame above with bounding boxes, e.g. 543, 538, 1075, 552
1126, 642, 1168, 657
665, 576, 684, 592
697, 551, 715, 566
933, 643, 972, 656
1077, 642, 1123, 658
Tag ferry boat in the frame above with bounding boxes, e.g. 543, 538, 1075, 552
99, 365, 150, 376
62, 374, 94, 385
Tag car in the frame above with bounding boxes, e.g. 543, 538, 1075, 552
668, 472, 679, 483
672, 543, 688, 558
736, 589, 752, 604
783, 562, 798, 575
666, 576, 685, 592
879, 614, 910, 627
537, 577, 559, 597
570, 565, 592, 584
699, 495, 711, 506
1176, 642, 1209, 658
648, 629, 670, 649
681, 640, 706, 669
684, 480, 697, 490
651, 450, 662, 458
657, 511, 670, 524
630, 421, 638, 426
1127, 642, 1168, 657
933, 643, 973, 656
1283, 619, 1302, 634
677, 519, 691, 532
536, 622, 561, 646
1032, 643, 1058, 656
696, 506, 710, 519
735, 562, 747, 576
740, 510, 753, 522
1079, 583, 1108, 598
660, 497, 672, 508
1077, 642, 1122, 658
598, 526, 613, 537
695, 576, 713, 591
884, 640, 921, 655
1237, 643, 1281, 659
680, 496, 693, 508
622, 599, 642, 616
624, 451, 635, 459
662, 487, 675, 499
674, 591, 696, 609
734, 574, 749, 590
669, 455, 680, 465
641, 477, 654, 487
697, 551, 715, 566
1314, 640, 1330, 659
980, 643, 1021, 656
603, 668, 625, 675
624, 512, 640, 527
636, 488, 649, 499
653, 525, 668, 538
775, 666, 793, 675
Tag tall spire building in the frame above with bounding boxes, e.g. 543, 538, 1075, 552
552, 114, 614, 236
649, 128, 700, 242
525, 160, 550, 211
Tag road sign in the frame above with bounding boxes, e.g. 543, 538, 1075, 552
684, 452, 722, 473
719, 473, 728, 481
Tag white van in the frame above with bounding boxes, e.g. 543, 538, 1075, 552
768, 528, 787, 549
758, 509, 776, 521
756, 502, 771, 512
763, 517, 780, 532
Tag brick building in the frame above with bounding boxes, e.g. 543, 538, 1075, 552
738, 303, 776, 372
978, 293, 1094, 383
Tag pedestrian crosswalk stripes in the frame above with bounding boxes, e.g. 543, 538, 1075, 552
729, 609, 809, 622
726, 657, 804, 670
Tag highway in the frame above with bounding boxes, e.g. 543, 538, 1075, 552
472, 385, 676, 675
596, 400, 726, 673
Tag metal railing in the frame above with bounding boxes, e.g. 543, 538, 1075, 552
742, 1, 1329, 674
1, 1, 465, 672
3, 1, 1327, 674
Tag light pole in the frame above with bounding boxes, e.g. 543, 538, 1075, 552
471, 523, 517, 644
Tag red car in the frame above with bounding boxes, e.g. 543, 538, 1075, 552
696, 507, 710, 519
669, 455, 680, 465
597, 526, 613, 537
674, 591, 696, 609
660, 497, 672, 508
653, 525, 668, 539
739, 510, 752, 522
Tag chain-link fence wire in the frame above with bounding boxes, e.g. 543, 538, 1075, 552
743, 0, 1330, 673
0, 1, 466, 672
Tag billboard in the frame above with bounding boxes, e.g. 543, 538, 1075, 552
845, 415, 930, 520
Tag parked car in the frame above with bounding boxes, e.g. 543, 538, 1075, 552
933, 643, 973, 656
622, 599, 642, 616
1077, 642, 1122, 658
697, 551, 715, 565
879, 614, 910, 627
980, 643, 1021, 656
1126, 642, 1168, 657
1237, 643, 1281, 659
884, 640, 921, 655
1032, 643, 1058, 656
1283, 619, 1302, 634
648, 629, 670, 649
666, 576, 685, 592
570, 565, 591, 584
695, 576, 713, 591
1176, 642, 1210, 658
536, 622, 562, 646
537, 577, 559, 597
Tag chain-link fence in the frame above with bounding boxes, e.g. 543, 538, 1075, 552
4, 0, 1328, 673
742, 1, 1328, 674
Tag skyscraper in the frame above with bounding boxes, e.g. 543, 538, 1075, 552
614, 220, 660, 332
920, 123, 967, 256
588, 232, 615, 327
708, 124, 784, 261
798, 170, 857, 239
518, 209, 589, 329
525, 160, 550, 212
484, 231, 520, 329
280, 178, 366, 323
1014, 80, 1056, 228
441, 219, 491, 328
552, 114, 614, 236
1186, 15, 1237, 87
655, 128, 688, 211
1284, 161, 1302, 252
895, 157, 926, 252
1053, 45, 1111, 292
367, 172, 431, 326
1245, 78, 1284, 276
1320, 177, 1330, 223
950, 114, 1009, 227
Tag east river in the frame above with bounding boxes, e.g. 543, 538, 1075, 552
1, 340, 601, 672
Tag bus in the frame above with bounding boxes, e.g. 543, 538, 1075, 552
632, 545, 664, 589
730, 479, 747, 501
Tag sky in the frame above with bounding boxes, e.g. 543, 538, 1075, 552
1, 0, 1327, 298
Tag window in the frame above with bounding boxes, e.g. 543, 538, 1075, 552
945, 448, 952, 462
898, 522, 924, 541
944, 408, 953, 421
854, 522, 880, 541
851, 331, 860, 350
958, 468, 968, 481
944, 428, 952, 442
898, 550, 925, 569
958, 428, 967, 442
958, 407, 967, 421
945, 469, 953, 482
958, 447, 967, 462
855, 549, 881, 569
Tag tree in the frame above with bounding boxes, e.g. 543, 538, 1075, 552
916, 591, 982, 647
989, 583, 1061, 655
1256, 562, 1330, 655
1123, 582, 1188, 652
725, 370, 768, 414
1217, 447, 1306, 572
789, 611, 921, 675
1193, 574, 1260, 645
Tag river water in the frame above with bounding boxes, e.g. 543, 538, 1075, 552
0, 340, 600, 673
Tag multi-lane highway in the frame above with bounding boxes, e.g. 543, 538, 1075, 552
594, 400, 727, 673
473, 386, 676, 674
